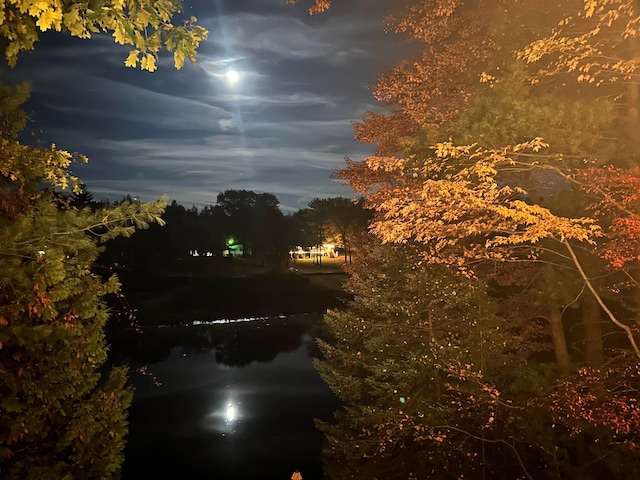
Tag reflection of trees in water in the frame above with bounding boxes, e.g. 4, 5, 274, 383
107, 314, 323, 368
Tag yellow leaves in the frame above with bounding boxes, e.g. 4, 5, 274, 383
577, 73, 596, 83
62, 6, 89, 38
365, 156, 406, 173
1, 1, 208, 71
33, 1, 63, 32
173, 48, 186, 70
27, 1, 51, 17
35, 9, 58, 31
0, 137, 86, 193
124, 50, 139, 68
520, 0, 639, 86
486, 200, 600, 248
434, 141, 474, 159
479, 71, 495, 84
584, 0, 597, 18
365, 138, 603, 273
112, 25, 127, 45
139, 53, 157, 72
527, 137, 549, 153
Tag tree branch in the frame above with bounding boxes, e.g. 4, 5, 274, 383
563, 239, 640, 359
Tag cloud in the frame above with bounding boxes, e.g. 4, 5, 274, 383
8, 0, 406, 213
201, 10, 383, 65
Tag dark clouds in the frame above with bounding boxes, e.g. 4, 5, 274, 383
7, 0, 409, 212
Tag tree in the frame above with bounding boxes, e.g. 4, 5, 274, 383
216, 189, 283, 258
306, 197, 331, 265
315, 237, 547, 480
318, 0, 640, 476
0, 1, 204, 477
518, 0, 640, 159
69, 182, 95, 210
575, 166, 640, 271
0, 0, 208, 71
0, 186, 166, 478
338, 0, 640, 365
253, 210, 299, 273
320, 197, 370, 264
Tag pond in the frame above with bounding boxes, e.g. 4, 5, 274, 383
108, 313, 340, 480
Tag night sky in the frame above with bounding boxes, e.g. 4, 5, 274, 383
4, 0, 410, 212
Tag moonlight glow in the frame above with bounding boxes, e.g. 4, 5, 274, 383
226, 70, 240, 85
226, 404, 236, 422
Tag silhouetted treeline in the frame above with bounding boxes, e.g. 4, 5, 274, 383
92, 190, 301, 273
78, 189, 370, 275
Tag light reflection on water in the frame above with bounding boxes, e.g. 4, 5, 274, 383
111, 313, 340, 480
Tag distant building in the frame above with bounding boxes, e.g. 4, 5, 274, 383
223, 243, 244, 257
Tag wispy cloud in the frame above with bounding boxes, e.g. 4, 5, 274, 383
9, 0, 404, 211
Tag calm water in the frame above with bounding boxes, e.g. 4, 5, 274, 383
108, 314, 340, 480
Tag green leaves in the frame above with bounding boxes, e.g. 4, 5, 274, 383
0, 86, 167, 477
0, 188, 166, 477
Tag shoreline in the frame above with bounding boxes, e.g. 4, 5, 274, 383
108, 267, 351, 327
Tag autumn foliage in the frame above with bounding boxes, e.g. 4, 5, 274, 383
575, 167, 640, 269
316, 1, 640, 478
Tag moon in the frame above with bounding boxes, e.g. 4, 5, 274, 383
226, 70, 240, 85
226, 404, 236, 422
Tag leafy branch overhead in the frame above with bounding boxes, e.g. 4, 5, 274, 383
286, 0, 332, 15
0, 0, 208, 71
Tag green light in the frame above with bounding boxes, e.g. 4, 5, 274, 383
226, 237, 235, 246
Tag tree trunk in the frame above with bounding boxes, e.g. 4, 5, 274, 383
548, 302, 571, 375
579, 292, 604, 366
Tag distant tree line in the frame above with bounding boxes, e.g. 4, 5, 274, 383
68, 185, 370, 274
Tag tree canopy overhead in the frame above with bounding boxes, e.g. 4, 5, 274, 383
0, 0, 208, 71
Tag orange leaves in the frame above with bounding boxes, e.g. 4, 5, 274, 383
289, 0, 332, 15
27, 283, 53, 317
62, 311, 78, 330
359, 0, 496, 137
574, 166, 640, 268
309, 0, 331, 14
364, 156, 407, 173
353, 110, 420, 157
542, 364, 640, 445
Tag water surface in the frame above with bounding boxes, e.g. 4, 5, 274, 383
110, 314, 340, 480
